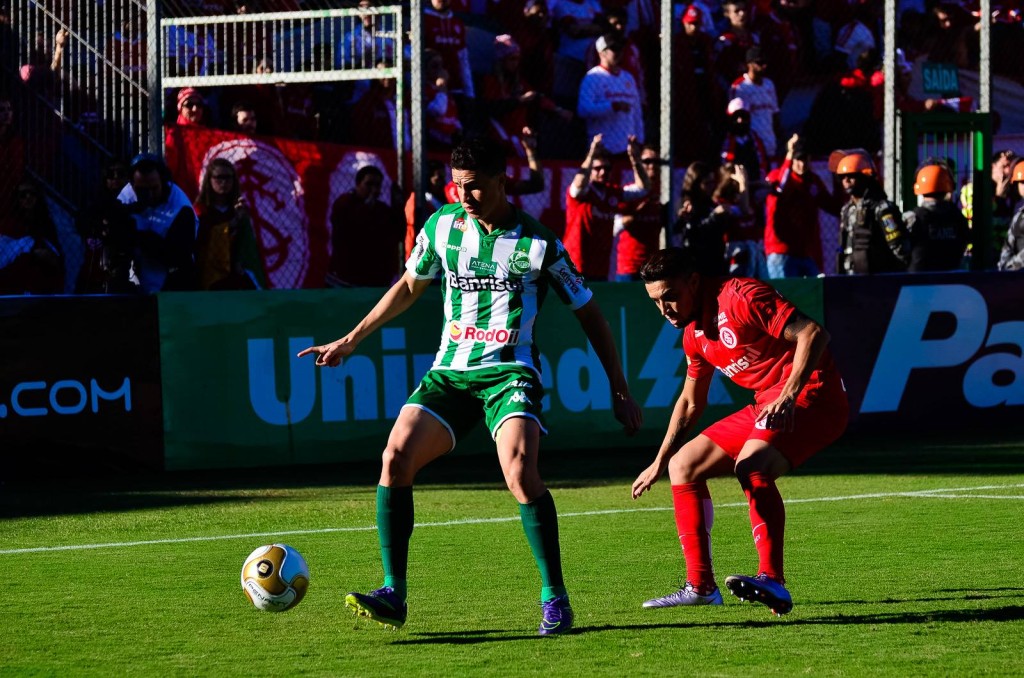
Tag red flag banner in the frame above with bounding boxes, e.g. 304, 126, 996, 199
165, 125, 636, 288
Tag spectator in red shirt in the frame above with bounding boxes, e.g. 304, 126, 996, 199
614, 145, 667, 281
327, 165, 406, 287
0, 180, 64, 295
175, 87, 209, 127
512, 0, 557, 97
563, 133, 650, 281
764, 134, 843, 278
424, 48, 463, 151
423, 0, 475, 124
480, 34, 572, 158
673, 4, 719, 165
714, 0, 757, 94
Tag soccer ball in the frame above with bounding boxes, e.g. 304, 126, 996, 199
241, 544, 310, 612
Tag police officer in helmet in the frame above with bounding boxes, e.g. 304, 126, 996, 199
997, 158, 1024, 271
831, 149, 909, 274
903, 159, 969, 272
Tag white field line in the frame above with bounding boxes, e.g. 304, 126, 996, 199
2, 482, 1022, 556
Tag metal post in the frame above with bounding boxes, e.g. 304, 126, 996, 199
883, 0, 896, 200
659, 0, 674, 244
410, 1, 424, 228
979, 0, 990, 112
147, 0, 162, 155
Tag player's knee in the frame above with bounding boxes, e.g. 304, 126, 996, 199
668, 450, 703, 483
503, 465, 542, 503
380, 445, 415, 484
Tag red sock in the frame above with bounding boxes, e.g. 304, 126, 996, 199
671, 482, 715, 591
740, 471, 786, 582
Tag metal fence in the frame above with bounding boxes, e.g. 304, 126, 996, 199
3, 0, 155, 208
4, 1, 1012, 292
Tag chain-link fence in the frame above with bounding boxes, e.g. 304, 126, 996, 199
5, 1, 1023, 292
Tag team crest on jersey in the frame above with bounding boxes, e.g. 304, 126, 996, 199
507, 251, 532, 275
882, 214, 898, 232
719, 327, 738, 348
452, 218, 467, 232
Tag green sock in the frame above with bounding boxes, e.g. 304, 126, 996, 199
519, 490, 568, 602
377, 484, 413, 602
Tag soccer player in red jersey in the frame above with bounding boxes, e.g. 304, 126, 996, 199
631, 247, 848, 615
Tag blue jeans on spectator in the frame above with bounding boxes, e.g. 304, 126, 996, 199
767, 253, 820, 279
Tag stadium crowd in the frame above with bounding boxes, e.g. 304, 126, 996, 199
2, 0, 1024, 293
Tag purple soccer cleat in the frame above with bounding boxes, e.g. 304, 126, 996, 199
538, 594, 574, 635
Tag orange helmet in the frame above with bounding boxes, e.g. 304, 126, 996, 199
1012, 159, 1024, 183
913, 163, 954, 195
833, 151, 876, 176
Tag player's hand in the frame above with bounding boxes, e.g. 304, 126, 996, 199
296, 336, 357, 367
755, 393, 796, 431
613, 390, 643, 436
631, 456, 666, 499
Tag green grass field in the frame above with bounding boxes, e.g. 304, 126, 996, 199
3, 433, 1023, 677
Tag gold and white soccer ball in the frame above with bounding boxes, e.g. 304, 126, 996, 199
241, 544, 310, 612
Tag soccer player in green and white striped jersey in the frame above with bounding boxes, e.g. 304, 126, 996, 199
299, 136, 643, 636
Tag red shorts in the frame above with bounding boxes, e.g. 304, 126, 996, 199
701, 371, 849, 469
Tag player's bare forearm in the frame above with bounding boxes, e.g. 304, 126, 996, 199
574, 298, 643, 433
780, 312, 830, 399
574, 298, 629, 394
632, 376, 706, 499
656, 376, 708, 461
349, 272, 431, 343
297, 273, 429, 366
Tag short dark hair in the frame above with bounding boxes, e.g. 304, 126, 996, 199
355, 164, 384, 185
640, 247, 698, 283
231, 100, 256, 117
451, 136, 507, 177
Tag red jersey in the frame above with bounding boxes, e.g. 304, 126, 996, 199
423, 8, 473, 97
764, 159, 842, 265
616, 195, 664, 276
682, 277, 839, 400
564, 181, 639, 280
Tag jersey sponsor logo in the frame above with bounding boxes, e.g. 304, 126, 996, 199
556, 267, 584, 295
446, 242, 467, 252
717, 311, 729, 325
507, 251, 532, 275
716, 347, 761, 379
469, 257, 497, 275
446, 271, 525, 292
719, 327, 738, 348
448, 321, 520, 345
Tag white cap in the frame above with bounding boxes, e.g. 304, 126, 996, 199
595, 35, 609, 53
727, 97, 747, 115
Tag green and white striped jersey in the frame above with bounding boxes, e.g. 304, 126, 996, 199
406, 203, 593, 372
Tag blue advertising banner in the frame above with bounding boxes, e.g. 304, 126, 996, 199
823, 272, 1024, 431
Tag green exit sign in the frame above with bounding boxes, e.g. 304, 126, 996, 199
922, 62, 960, 96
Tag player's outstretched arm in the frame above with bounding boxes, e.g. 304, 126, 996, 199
572, 297, 643, 435
297, 272, 432, 367
632, 373, 711, 499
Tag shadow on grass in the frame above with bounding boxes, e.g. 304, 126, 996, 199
391, 606, 1024, 645
812, 588, 1024, 606
3, 429, 1022, 518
